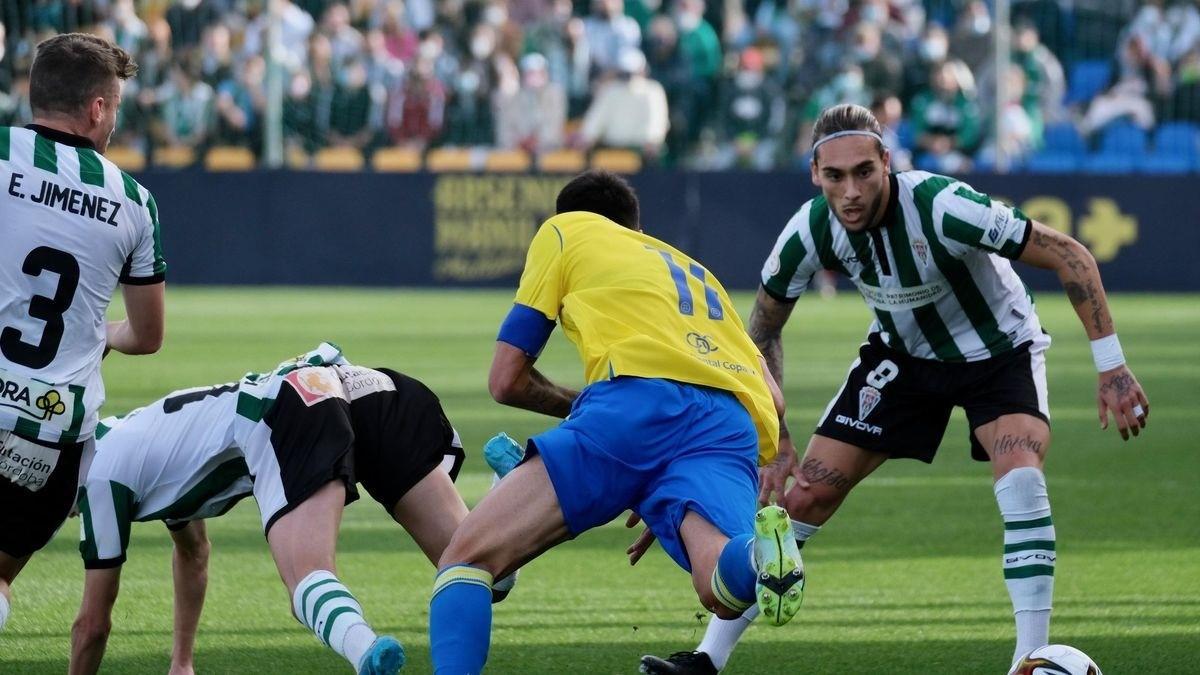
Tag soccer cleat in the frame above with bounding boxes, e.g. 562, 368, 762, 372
483, 432, 524, 478
358, 635, 405, 675
753, 505, 805, 627
639, 651, 718, 675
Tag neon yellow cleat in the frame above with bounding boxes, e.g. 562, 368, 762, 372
753, 505, 805, 626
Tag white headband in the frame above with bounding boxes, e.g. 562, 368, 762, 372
812, 129, 884, 151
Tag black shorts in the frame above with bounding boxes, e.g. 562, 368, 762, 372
348, 368, 464, 511
0, 434, 85, 558
260, 377, 360, 533
814, 333, 1050, 462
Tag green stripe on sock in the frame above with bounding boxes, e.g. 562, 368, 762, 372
311, 590, 356, 626
321, 606, 357, 646
33, 134, 58, 173
1005, 515, 1053, 531
299, 578, 339, 624
1004, 539, 1057, 554
1004, 564, 1056, 579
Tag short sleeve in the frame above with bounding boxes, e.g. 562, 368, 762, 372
120, 190, 166, 285
513, 220, 567, 320
78, 480, 136, 569
760, 207, 821, 302
935, 182, 1032, 260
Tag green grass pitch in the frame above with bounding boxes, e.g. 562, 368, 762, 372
1, 288, 1197, 673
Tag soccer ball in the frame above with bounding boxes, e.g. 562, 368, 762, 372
1008, 644, 1102, 675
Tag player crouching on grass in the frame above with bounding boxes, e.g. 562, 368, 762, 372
427, 171, 803, 675
69, 343, 497, 675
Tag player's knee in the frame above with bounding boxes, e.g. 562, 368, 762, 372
72, 612, 112, 645
437, 531, 501, 577
783, 483, 843, 521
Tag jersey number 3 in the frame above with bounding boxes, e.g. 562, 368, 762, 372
648, 247, 724, 320
1, 247, 80, 369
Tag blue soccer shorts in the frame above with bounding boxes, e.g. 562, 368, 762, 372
527, 376, 759, 571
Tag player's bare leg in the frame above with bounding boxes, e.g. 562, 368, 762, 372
976, 413, 1056, 664
168, 521, 210, 675
0, 551, 30, 631
390, 469, 469, 567
430, 454, 570, 674
643, 435, 887, 674
269, 479, 402, 675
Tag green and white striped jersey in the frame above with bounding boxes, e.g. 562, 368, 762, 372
0, 125, 165, 444
761, 171, 1042, 362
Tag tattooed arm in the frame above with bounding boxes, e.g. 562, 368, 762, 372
1018, 221, 1150, 440
748, 287, 806, 503
488, 342, 579, 419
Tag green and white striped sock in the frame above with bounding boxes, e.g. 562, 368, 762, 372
995, 467, 1054, 662
292, 570, 377, 670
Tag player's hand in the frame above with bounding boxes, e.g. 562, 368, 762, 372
759, 438, 805, 506
1097, 365, 1149, 441
624, 512, 656, 566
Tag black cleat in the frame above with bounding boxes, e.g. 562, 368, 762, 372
639, 651, 719, 675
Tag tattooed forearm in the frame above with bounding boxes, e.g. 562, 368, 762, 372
992, 433, 1045, 458
1063, 281, 1089, 306
1026, 226, 1113, 338
523, 368, 578, 418
748, 289, 795, 385
800, 457, 854, 492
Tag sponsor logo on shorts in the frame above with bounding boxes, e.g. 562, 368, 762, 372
336, 365, 397, 401
0, 431, 59, 492
686, 332, 719, 355
858, 385, 881, 419
284, 368, 348, 406
835, 414, 882, 436
912, 239, 928, 265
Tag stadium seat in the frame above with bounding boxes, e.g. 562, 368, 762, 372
590, 148, 642, 173
152, 145, 197, 169
1098, 121, 1147, 156
537, 148, 586, 173
313, 147, 365, 171
1024, 151, 1080, 173
104, 145, 145, 172
1042, 122, 1086, 155
1152, 122, 1200, 158
371, 147, 423, 172
1066, 59, 1112, 105
1137, 154, 1192, 174
425, 147, 476, 172
483, 149, 532, 173
204, 146, 256, 171
286, 146, 310, 169
1081, 153, 1136, 174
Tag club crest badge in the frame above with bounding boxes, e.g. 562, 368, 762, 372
858, 385, 881, 420
912, 239, 928, 265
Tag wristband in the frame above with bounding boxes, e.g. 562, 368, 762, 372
1090, 334, 1125, 372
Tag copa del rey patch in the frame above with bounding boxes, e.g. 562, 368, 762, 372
284, 368, 348, 406
858, 386, 881, 420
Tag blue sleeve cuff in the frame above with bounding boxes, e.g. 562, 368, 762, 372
497, 303, 556, 358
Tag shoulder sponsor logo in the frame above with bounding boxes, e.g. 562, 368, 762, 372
284, 368, 348, 406
912, 239, 928, 265
986, 209, 1009, 244
858, 385, 881, 420
835, 414, 883, 436
686, 332, 719, 355
335, 365, 397, 401
766, 252, 781, 276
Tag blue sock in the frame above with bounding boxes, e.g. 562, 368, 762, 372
710, 534, 756, 613
430, 564, 494, 675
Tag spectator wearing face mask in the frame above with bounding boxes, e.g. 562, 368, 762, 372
851, 22, 903, 98
903, 23, 949, 104
494, 53, 566, 153
950, 0, 992, 73
713, 47, 783, 169
385, 53, 446, 148
578, 47, 669, 158
583, 0, 641, 75
1080, 32, 1171, 135
443, 23, 501, 145
910, 59, 980, 173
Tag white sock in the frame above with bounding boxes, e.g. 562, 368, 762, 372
697, 606, 758, 671
790, 519, 820, 548
994, 467, 1055, 663
0, 592, 9, 631
292, 570, 378, 669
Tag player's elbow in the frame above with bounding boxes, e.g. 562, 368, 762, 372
488, 372, 520, 406
127, 324, 164, 355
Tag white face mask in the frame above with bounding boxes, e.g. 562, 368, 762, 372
735, 70, 763, 88
419, 41, 440, 60
471, 36, 494, 59
484, 5, 507, 26
676, 11, 700, 31
921, 38, 948, 61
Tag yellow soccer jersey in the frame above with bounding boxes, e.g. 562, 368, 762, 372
511, 211, 779, 463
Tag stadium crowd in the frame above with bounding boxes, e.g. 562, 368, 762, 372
0, 0, 1197, 170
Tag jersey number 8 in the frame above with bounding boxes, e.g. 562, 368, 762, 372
866, 359, 900, 389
